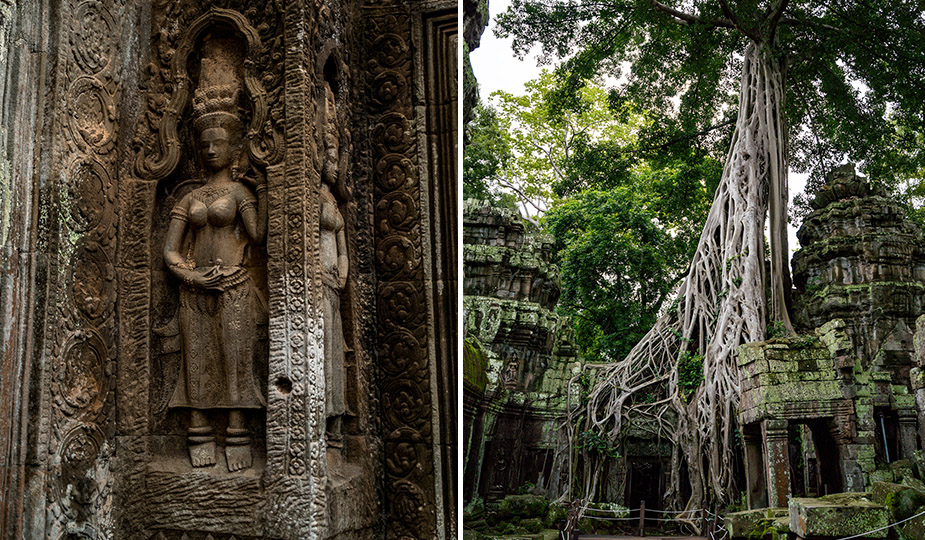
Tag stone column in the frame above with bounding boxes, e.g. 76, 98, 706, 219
899, 409, 918, 460
743, 425, 768, 509
914, 316, 925, 447
763, 419, 790, 507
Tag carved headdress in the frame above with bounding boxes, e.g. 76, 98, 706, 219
192, 84, 242, 135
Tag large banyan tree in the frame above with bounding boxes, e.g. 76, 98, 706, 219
497, 0, 925, 509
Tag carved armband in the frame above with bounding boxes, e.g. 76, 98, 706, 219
238, 198, 257, 214
170, 205, 189, 223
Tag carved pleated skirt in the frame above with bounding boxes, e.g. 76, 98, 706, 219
323, 280, 346, 417
168, 268, 266, 409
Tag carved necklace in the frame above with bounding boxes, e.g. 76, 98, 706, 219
193, 183, 233, 205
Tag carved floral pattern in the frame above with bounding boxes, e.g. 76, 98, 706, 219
44, 0, 121, 538
365, 10, 436, 540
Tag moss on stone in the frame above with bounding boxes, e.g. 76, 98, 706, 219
789, 496, 889, 538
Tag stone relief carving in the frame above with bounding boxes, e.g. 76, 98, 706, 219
41, 0, 122, 538
365, 10, 437, 539
320, 79, 349, 445
160, 32, 268, 472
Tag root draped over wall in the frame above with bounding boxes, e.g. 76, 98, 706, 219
572, 41, 791, 510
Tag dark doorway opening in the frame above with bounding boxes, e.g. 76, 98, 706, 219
808, 419, 843, 495
626, 458, 665, 516
743, 422, 768, 509
874, 408, 899, 464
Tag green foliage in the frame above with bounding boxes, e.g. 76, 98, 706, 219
677, 351, 704, 400
545, 503, 568, 528
463, 103, 517, 209
747, 518, 781, 540
767, 320, 788, 338
487, 72, 643, 218
578, 429, 621, 459
546, 163, 714, 362
496, 494, 551, 520
495, 0, 925, 225
516, 482, 535, 495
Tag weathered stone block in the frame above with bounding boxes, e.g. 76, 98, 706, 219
789, 495, 889, 538
895, 394, 916, 409
911, 368, 925, 390
915, 314, 925, 366
871, 371, 893, 382
899, 506, 925, 540
725, 507, 788, 539
870, 468, 895, 484
892, 459, 916, 482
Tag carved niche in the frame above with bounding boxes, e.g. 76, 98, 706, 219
116, 2, 378, 538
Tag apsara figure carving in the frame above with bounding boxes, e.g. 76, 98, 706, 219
163, 81, 268, 471
320, 80, 349, 445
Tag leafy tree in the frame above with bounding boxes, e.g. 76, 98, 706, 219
463, 102, 519, 209
488, 71, 642, 223
547, 155, 718, 364
497, 0, 925, 507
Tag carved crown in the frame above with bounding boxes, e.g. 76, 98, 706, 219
192, 84, 241, 133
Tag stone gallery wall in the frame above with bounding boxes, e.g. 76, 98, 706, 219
462, 201, 580, 503
0, 0, 456, 538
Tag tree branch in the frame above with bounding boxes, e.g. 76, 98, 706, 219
529, 140, 567, 184
718, 0, 762, 42
641, 118, 736, 153
496, 178, 545, 225
767, 0, 789, 42
648, 0, 735, 30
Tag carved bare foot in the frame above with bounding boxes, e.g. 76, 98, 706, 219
226, 444, 252, 472
189, 441, 217, 467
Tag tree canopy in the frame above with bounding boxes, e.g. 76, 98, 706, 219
547, 155, 719, 364
497, 0, 925, 209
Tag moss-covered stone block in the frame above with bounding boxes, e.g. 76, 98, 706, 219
766, 358, 799, 373
520, 518, 544, 533
911, 368, 925, 390
871, 371, 893, 382
899, 506, 925, 540
544, 504, 567, 528
497, 495, 550, 520
870, 468, 895, 484
736, 343, 764, 366
755, 380, 843, 404
463, 529, 487, 540
915, 314, 925, 366
903, 476, 925, 493
883, 484, 925, 521
892, 459, 916, 482
789, 495, 889, 538
725, 507, 788, 538
817, 319, 852, 353
913, 450, 925, 480
895, 394, 916, 409
871, 480, 925, 520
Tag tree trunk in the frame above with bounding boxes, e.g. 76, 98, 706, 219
578, 42, 791, 509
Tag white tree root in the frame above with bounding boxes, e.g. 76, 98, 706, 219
570, 42, 791, 509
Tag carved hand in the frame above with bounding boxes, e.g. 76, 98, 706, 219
240, 167, 267, 190
181, 266, 228, 291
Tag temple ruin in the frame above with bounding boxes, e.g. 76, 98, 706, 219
462, 200, 579, 504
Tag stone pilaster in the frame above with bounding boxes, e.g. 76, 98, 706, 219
763, 419, 790, 507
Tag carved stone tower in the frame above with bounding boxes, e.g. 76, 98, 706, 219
0, 1, 457, 539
